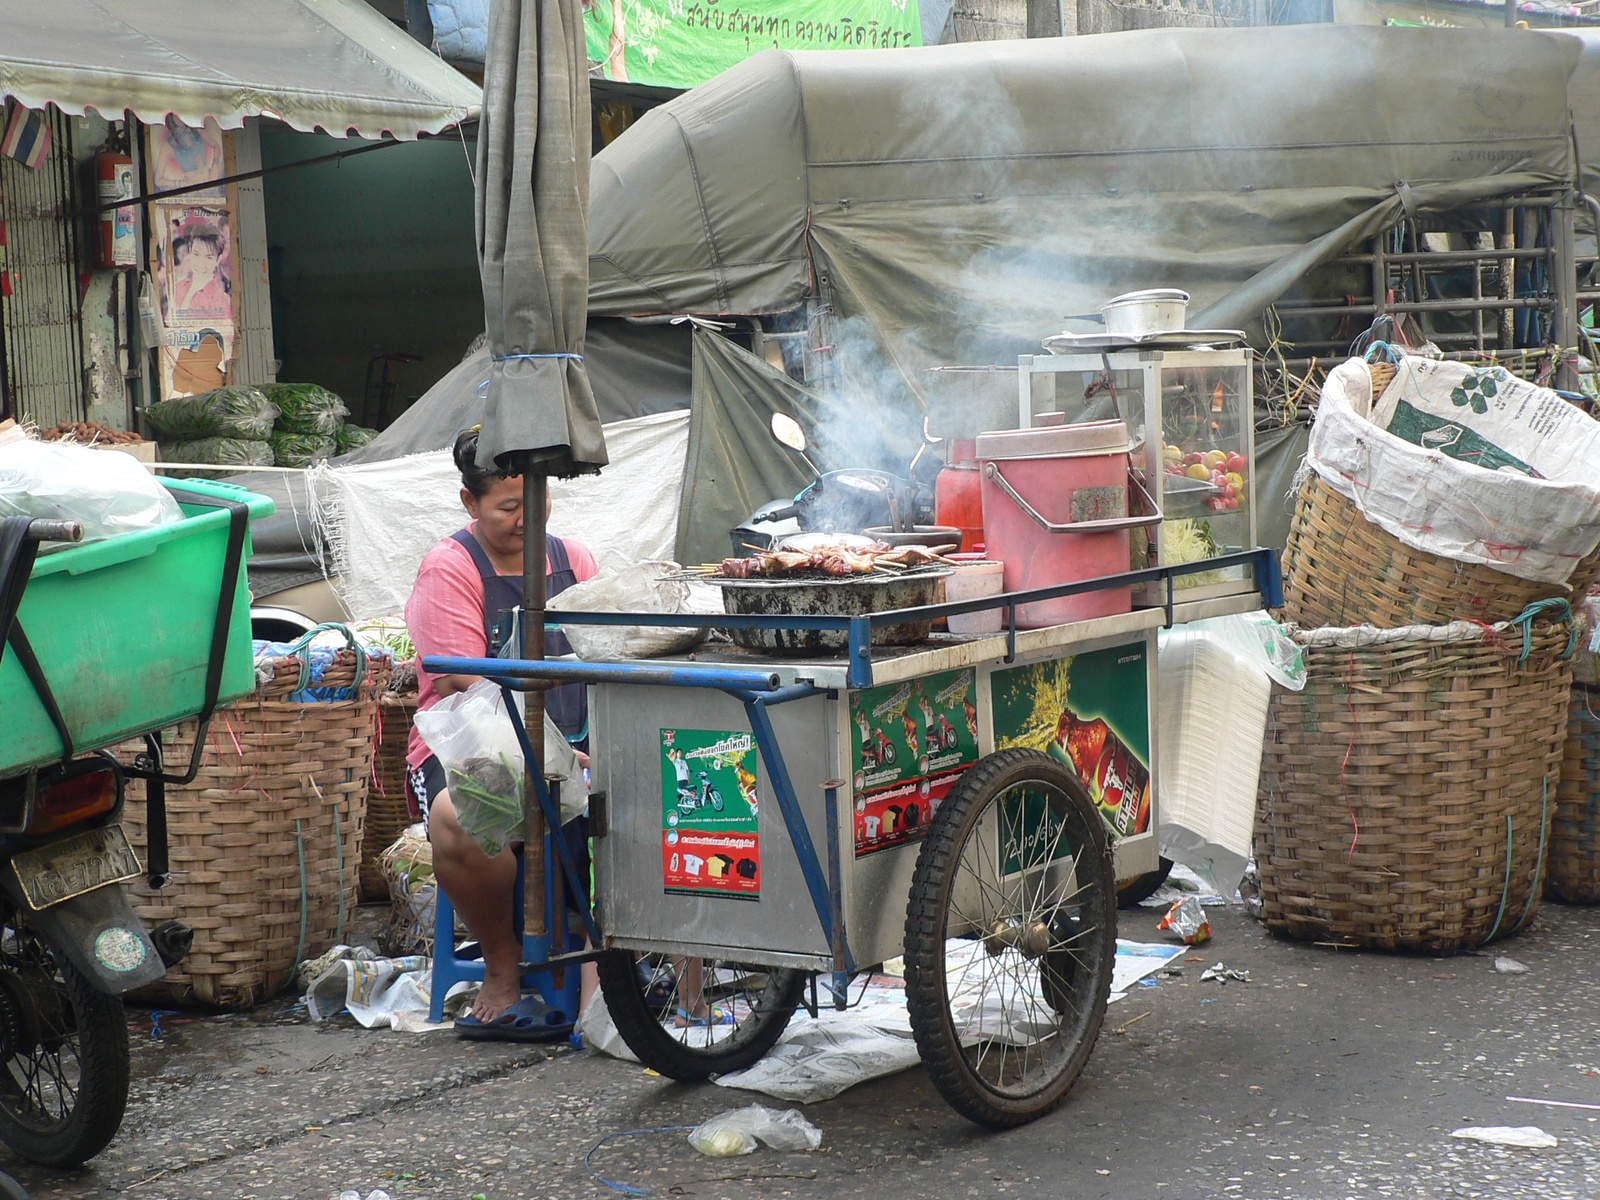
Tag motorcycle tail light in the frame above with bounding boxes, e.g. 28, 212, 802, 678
27, 767, 118, 836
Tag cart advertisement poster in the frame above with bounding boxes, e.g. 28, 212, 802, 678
850, 668, 978, 857
660, 728, 761, 900
989, 644, 1152, 840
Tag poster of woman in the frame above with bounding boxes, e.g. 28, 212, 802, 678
148, 114, 225, 196
158, 207, 233, 325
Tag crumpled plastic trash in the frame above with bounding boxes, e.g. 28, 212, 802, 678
1158, 896, 1211, 945
1199, 962, 1251, 984
688, 1104, 823, 1157
1450, 1125, 1557, 1148
339, 1190, 392, 1200
1494, 957, 1530, 975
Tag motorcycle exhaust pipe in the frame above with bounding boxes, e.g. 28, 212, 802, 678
150, 920, 194, 969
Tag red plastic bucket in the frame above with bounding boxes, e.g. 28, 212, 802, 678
977, 420, 1143, 628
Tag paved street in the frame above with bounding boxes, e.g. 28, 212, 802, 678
9, 902, 1600, 1200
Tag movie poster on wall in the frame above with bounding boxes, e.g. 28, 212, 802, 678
146, 118, 236, 398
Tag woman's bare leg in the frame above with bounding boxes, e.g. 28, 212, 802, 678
429, 791, 522, 1023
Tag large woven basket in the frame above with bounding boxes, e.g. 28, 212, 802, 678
1255, 615, 1573, 952
1280, 471, 1600, 628
362, 689, 419, 901
1548, 686, 1600, 904
122, 650, 383, 1009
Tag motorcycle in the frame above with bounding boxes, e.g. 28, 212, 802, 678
729, 414, 938, 554
677, 770, 725, 815
0, 517, 198, 1169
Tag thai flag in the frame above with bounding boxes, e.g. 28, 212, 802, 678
1, 106, 52, 171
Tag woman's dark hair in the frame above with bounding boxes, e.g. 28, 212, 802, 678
453, 427, 517, 498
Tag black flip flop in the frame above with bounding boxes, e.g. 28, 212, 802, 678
454, 995, 572, 1042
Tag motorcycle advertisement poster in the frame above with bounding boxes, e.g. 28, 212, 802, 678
659, 728, 761, 899
850, 668, 978, 856
989, 643, 1152, 839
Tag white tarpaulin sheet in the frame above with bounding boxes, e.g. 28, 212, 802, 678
313, 409, 689, 621
0, 0, 481, 139
1308, 358, 1600, 586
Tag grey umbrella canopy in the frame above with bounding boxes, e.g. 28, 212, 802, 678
475, 0, 609, 478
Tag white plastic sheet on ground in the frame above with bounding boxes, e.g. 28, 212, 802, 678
1307, 358, 1600, 585
582, 940, 1182, 1103
312, 409, 689, 621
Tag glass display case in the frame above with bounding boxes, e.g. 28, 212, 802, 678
1015, 346, 1257, 603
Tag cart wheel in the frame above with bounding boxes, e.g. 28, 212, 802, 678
903, 748, 1117, 1128
595, 951, 805, 1081
1116, 857, 1174, 909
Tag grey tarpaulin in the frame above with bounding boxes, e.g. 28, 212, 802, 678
1252, 421, 1313, 559
475, 0, 607, 477
587, 26, 1581, 466
676, 330, 828, 566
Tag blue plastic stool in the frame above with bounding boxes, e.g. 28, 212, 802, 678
428, 831, 584, 1027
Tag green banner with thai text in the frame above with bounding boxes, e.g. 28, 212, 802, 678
585, 0, 922, 90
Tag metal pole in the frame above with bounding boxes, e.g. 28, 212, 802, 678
1505, 0, 1518, 25
1555, 189, 1580, 391
523, 471, 548, 939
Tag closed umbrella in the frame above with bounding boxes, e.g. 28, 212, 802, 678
476, 0, 608, 936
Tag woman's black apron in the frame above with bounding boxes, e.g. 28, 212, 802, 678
450, 528, 588, 752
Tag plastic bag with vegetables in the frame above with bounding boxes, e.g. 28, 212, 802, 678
411, 680, 585, 857
335, 423, 379, 454
161, 436, 275, 467
264, 383, 348, 435
688, 1105, 823, 1157
270, 432, 337, 468
144, 386, 279, 439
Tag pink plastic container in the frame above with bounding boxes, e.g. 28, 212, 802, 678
976, 420, 1136, 629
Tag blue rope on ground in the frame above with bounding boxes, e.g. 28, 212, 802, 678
584, 1126, 698, 1195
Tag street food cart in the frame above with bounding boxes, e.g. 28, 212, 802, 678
426, 541, 1279, 1128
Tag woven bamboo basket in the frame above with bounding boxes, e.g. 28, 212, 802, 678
122, 650, 384, 1009
362, 688, 419, 901
1255, 615, 1573, 952
1282, 360, 1600, 628
1548, 686, 1600, 904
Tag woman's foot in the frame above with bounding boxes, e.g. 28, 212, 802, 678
471, 940, 525, 1022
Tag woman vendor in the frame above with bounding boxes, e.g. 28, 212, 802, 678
405, 427, 598, 1035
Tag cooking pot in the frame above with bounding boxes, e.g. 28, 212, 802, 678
1101, 288, 1189, 336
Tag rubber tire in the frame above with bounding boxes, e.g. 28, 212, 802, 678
904, 748, 1117, 1129
0, 945, 129, 1167
709, 788, 724, 813
1116, 856, 1175, 909
594, 950, 806, 1081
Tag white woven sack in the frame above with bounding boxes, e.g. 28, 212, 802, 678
1306, 358, 1600, 586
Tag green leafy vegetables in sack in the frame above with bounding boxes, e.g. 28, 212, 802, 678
335, 423, 379, 454
270, 432, 336, 468
144, 386, 278, 439
162, 437, 274, 467
445, 755, 525, 858
265, 383, 348, 435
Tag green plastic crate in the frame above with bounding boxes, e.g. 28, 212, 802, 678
2, 477, 275, 777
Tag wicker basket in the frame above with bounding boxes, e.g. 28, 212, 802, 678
1255, 616, 1573, 952
1548, 686, 1600, 904
362, 690, 419, 901
1280, 472, 1600, 629
122, 650, 383, 1009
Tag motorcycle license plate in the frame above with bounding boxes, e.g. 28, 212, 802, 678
10, 826, 142, 911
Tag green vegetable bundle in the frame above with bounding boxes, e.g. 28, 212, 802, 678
264, 383, 348, 436
144, 387, 278, 439
162, 437, 274, 467
335, 423, 379, 454
446, 755, 524, 858
270, 432, 336, 468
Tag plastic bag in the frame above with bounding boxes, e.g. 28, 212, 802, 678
264, 382, 348, 435
270, 431, 337, 468
1173, 610, 1306, 691
336, 423, 379, 454
412, 680, 584, 857
162, 436, 274, 467
0, 439, 182, 545
1157, 895, 1211, 945
143, 385, 278, 439
687, 1105, 823, 1157
556, 562, 709, 659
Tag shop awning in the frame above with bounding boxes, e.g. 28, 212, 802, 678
0, 0, 481, 139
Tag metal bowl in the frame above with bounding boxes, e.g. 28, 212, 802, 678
718, 570, 952, 655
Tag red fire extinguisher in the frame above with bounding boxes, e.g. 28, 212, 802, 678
95, 153, 137, 269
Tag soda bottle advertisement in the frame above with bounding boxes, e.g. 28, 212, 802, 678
989, 644, 1152, 838
659, 728, 761, 900
850, 668, 978, 856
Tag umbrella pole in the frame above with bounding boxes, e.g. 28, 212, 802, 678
523, 470, 547, 940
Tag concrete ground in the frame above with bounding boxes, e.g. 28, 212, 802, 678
7, 901, 1600, 1200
